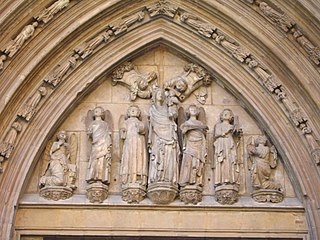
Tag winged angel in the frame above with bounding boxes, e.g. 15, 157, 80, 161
39, 130, 77, 190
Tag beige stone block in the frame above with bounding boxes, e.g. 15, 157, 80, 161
133, 49, 155, 65
82, 79, 112, 103
25, 160, 41, 194
284, 168, 296, 197
109, 161, 121, 194
202, 163, 214, 195
163, 50, 187, 66
76, 161, 88, 194
211, 82, 238, 106
79, 131, 90, 162
60, 102, 96, 131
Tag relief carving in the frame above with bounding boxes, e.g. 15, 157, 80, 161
259, 2, 295, 32
39, 131, 77, 201
120, 105, 148, 203
75, 30, 113, 59
164, 63, 213, 105
112, 62, 158, 101
110, 11, 145, 35
213, 109, 242, 204
215, 34, 250, 62
293, 30, 320, 66
36, 0, 70, 24
179, 105, 208, 204
86, 107, 113, 203
147, 88, 179, 204
0, 122, 22, 172
44, 54, 79, 87
3, 22, 38, 57
146, 0, 178, 18
18, 86, 47, 121
247, 135, 284, 203
180, 13, 216, 38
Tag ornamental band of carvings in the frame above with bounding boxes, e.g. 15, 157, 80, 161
110, 11, 145, 36
39, 131, 77, 201
180, 13, 216, 38
36, 0, 70, 24
2, 1, 319, 174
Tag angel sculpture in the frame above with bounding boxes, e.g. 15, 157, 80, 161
112, 62, 158, 101
86, 107, 113, 185
213, 109, 242, 204
39, 130, 77, 200
119, 105, 148, 203
179, 105, 208, 187
247, 135, 282, 190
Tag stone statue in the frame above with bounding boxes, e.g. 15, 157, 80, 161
259, 2, 294, 32
213, 109, 242, 204
147, 88, 180, 203
247, 135, 283, 203
44, 54, 79, 87
112, 62, 158, 101
3, 22, 38, 57
76, 30, 113, 59
36, 0, 70, 23
110, 11, 145, 35
180, 13, 216, 38
179, 105, 208, 204
18, 86, 47, 121
0, 122, 22, 172
120, 105, 148, 203
85, 106, 112, 203
39, 130, 77, 201
215, 34, 250, 62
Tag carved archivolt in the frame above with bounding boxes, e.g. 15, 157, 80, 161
0, 0, 319, 175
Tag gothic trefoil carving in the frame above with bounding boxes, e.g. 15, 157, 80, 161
120, 105, 148, 203
112, 62, 158, 101
39, 131, 77, 201
213, 109, 242, 205
86, 107, 113, 203
247, 136, 284, 203
0, 122, 22, 172
179, 105, 208, 204
36, 0, 70, 24
18, 86, 48, 122
146, 0, 178, 18
110, 11, 145, 35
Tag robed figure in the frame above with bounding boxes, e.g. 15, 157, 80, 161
148, 88, 179, 185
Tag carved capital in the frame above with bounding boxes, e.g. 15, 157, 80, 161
86, 182, 109, 203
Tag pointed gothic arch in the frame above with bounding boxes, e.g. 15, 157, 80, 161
0, 1, 319, 239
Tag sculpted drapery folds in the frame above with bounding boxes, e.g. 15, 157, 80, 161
86, 107, 112, 185
214, 109, 241, 186
148, 88, 179, 185
247, 135, 281, 191
179, 105, 208, 187
120, 105, 148, 187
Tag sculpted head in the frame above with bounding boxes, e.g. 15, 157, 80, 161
153, 88, 165, 104
93, 106, 105, 119
186, 104, 200, 119
127, 105, 141, 118
220, 109, 234, 122
57, 130, 67, 141
255, 135, 268, 146
175, 77, 187, 93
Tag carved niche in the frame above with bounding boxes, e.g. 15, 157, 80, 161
39, 130, 77, 201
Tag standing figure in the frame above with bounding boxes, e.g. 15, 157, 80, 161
147, 88, 180, 204
179, 105, 208, 204
37, 0, 70, 23
85, 107, 112, 203
4, 22, 38, 57
120, 105, 148, 203
39, 130, 77, 201
247, 135, 283, 203
213, 109, 242, 204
